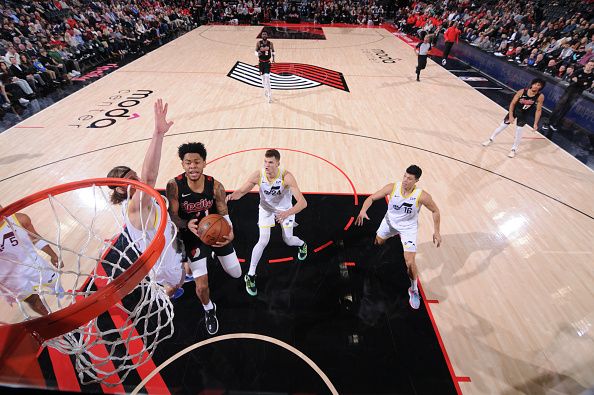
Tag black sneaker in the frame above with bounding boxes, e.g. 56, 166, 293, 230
244, 274, 257, 296
205, 303, 219, 335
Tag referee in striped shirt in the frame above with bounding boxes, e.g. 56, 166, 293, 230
415, 34, 432, 82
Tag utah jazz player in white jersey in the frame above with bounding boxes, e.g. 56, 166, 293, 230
356, 165, 441, 309
0, 203, 61, 316
226, 149, 307, 296
107, 99, 184, 298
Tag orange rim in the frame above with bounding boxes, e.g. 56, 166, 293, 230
0, 178, 167, 355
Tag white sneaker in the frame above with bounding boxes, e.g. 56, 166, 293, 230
441, 59, 446, 65
408, 287, 420, 310
482, 138, 492, 147
507, 149, 516, 158
19, 98, 30, 105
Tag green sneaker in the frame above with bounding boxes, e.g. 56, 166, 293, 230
297, 242, 308, 261
244, 274, 257, 296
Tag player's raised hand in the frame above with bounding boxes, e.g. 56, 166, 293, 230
355, 211, 369, 226
154, 98, 174, 135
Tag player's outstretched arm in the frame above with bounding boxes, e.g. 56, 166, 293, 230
420, 191, 441, 247
226, 170, 259, 202
130, 99, 174, 218
140, 99, 173, 188
213, 180, 234, 247
355, 183, 394, 226
275, 171, 307, 222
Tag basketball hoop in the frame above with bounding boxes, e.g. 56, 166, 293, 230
0, 178, 175, 387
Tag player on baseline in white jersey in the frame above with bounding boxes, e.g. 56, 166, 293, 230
226, 149, 307, 296
355, 165, 441, 309
0, 203, 61, 316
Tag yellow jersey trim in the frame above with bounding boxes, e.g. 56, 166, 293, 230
265, 168, 280, 184
415, 190, 423, 208
400, 185, 417, 199
1, 214, 22, 231
390, 183, 398, 199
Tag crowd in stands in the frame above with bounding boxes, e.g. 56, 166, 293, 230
1, 0, 593, 115
0, 0, 198, 111
395, 0, 594, 90
202, 0, 386, 26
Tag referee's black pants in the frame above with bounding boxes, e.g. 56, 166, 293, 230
548, 89, 581, 128
416, 55, 427, 77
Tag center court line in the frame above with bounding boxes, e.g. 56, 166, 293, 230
2, 126, 592, 220
130, 333, 339, 395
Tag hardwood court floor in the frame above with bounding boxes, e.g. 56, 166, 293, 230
1, 25, 593, 394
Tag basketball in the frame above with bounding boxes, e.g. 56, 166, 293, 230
196, 214, 231, 246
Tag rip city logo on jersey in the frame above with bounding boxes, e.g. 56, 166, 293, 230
264, 185, 282, 196
1, 231, 18, 252
182, 199, 213, 214
228, 61, 349, 92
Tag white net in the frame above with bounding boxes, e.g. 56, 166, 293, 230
0, 181, 176, 386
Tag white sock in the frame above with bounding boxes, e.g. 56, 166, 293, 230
282, 226, 304, 247
264, 74, 272, 97
512, 126, 524, 151
411, 278, 418, 292
490, 121, 509, 140
203, 300, 213, 311
217, 250, 241, 278
249, 227, 271, 276
261, 74, 267, 95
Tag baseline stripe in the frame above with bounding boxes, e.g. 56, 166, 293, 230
47, 347, 81, 392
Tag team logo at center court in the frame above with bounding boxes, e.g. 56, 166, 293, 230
227, 61, 349, 92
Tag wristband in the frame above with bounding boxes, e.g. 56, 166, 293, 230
35, 240, 49, 250
223, 214, 233, 227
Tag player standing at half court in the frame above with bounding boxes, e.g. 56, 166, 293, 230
256, 31, 275, 103
355, 165, 441, 310
226, 149, 307, 296
482, 78, 545, 158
